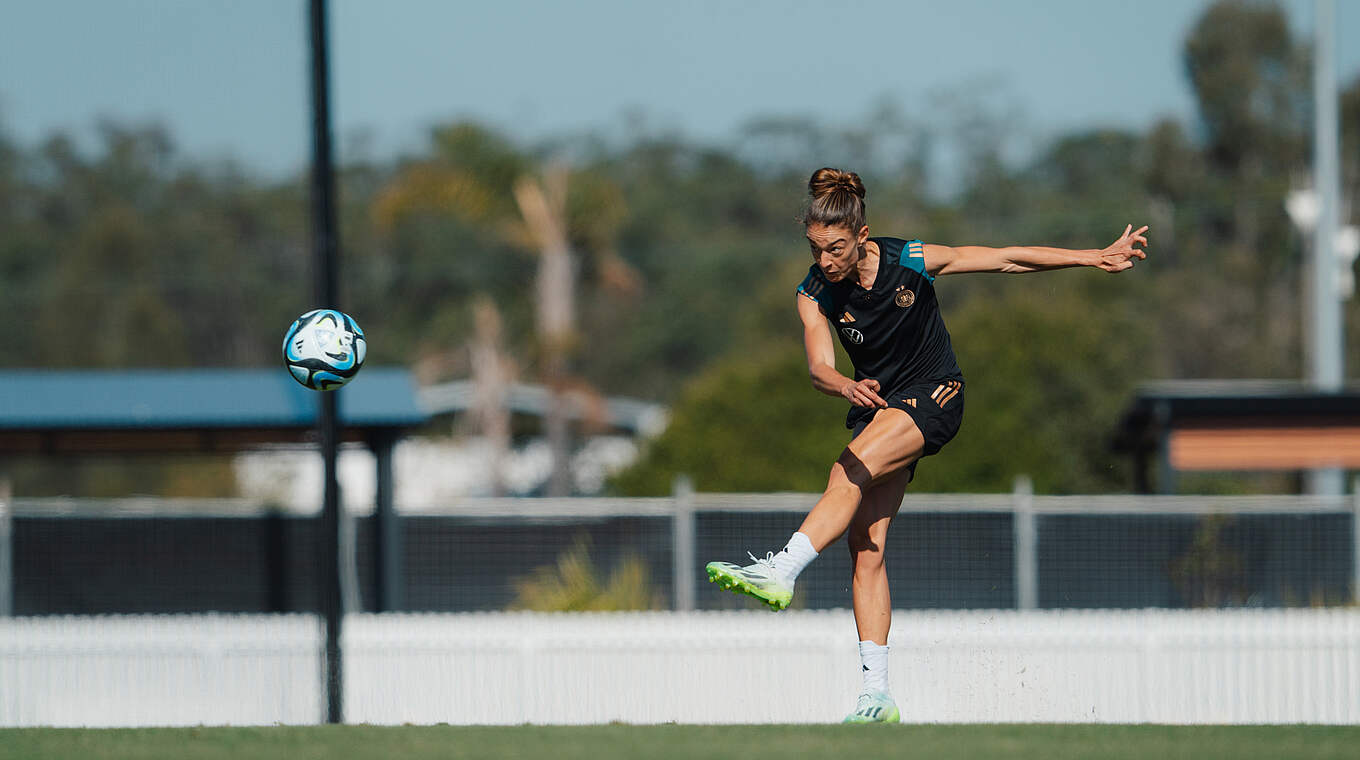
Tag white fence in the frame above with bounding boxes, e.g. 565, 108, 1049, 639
0, 614, 322, 727
3, 608, 1358, 726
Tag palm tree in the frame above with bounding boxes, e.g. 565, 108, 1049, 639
374, 123, 639, 495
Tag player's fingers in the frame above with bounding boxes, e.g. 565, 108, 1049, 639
1122, 223, 1132, 239
865, 379, 880, 391
1135, 225, 1149, 235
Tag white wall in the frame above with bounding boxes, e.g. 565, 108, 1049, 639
0, 614, 322, 727
3, 609, 1357, 727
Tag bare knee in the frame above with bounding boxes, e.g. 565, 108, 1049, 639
834, 449, 881, 488
850, 542, 885, 579
848, 522, 884, 564
824, 462, 864, 500
847, 516, 873, 550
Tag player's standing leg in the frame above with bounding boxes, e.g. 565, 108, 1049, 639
842, 466, 910, 723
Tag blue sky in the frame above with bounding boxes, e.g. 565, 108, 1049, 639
1, 0, 1356, 175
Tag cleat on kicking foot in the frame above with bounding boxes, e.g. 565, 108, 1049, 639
843, 690, 900, 724
705, 552, 793, 611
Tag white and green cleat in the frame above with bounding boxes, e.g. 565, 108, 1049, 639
843, 690, 900, 724
705, 552, 793, 611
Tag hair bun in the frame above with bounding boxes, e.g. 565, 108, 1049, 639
802, 167, 868, 231
808, 167, 865, 201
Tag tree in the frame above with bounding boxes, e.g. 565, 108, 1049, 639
1184, 1, 1305, 176
914, 277, 1157, 493
610, 341, 847, 495
371, 122, 642, 493
612, 268, 1157, 496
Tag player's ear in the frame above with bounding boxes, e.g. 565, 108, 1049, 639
856, 225, 870, 245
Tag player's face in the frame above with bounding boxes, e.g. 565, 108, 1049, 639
806, 223, 868, 282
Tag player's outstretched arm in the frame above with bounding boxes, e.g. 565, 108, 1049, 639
923, 224, 1149, 276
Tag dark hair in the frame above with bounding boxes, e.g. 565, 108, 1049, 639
802, 167, 866, 232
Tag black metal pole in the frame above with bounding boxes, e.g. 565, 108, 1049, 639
308, 0, 343, 725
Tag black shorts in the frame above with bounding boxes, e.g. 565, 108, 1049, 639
849, 378, 965, 459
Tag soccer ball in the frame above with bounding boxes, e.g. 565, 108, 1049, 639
282, 309, 367, 391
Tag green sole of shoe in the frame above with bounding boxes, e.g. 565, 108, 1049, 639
705, 564, 790, 611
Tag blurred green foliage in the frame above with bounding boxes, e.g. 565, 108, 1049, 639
609, 342, 847, 495
2, 1, 1359, 496
614, 0, 1358, 495
510, 537, 661, 611
1168, 515, 1247, 608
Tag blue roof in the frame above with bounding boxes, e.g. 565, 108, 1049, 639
0, 368, 427, 430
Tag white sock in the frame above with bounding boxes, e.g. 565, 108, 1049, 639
859, 640, 890, 694
771, 531, 817, 584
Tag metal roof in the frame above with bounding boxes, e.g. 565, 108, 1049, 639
0, 368, 427, 431
1116, 380, 1360, 442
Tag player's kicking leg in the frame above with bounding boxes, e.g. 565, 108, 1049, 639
706, 409, 919, 614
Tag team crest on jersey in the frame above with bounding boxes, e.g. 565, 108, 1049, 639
840, 327, 864, 344
894, 286, 915, 308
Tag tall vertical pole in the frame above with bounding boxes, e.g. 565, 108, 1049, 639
671, 475, 695, 612
0, 479, 11, 617
1310, 0, 1344, 495
1013, 475, 1038, 610
308, 0, 343, 724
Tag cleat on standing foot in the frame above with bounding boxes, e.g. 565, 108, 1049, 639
704, 552, 793, 611
843, 690, 900, 724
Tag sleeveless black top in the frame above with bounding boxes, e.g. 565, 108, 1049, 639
797, 237, 963, 416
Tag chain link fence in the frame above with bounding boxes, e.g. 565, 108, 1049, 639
4, 485, 1357, 615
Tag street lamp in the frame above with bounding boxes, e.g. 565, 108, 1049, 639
1287, 188, 1359, 298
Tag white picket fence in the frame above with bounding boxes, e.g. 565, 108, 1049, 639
0, 614, 323, 726
2, 609, 1357, 727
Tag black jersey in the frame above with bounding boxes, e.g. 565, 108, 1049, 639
797, 237, 963, 423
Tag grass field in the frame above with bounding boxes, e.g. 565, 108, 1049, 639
2, 724, 1358, 760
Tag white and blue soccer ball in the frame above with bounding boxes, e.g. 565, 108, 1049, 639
282, 309, 367, 391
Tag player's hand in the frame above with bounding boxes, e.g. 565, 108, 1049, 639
1097, 224, 1149, 273
842, 378, 888, 408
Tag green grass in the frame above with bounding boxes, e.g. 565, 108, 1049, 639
2, 724, 1358, 760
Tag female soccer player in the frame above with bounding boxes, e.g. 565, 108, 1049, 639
705, 167, 1149, 723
